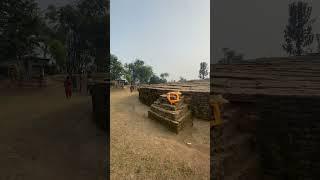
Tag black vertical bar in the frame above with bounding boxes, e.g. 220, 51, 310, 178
104, 0, 110, 180
210, 0, 214, 179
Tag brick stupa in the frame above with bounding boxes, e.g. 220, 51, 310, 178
148, 94, 192, 133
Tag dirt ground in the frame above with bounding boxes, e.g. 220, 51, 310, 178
0, 79, 105, 180
110, 88, 210, 180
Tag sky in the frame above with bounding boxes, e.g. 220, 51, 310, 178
110, 0, 210, 81
212, 0, 320, 63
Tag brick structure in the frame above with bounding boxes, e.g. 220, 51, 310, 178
148, 94, 192, 133
211, 57, 320, 180
138, 80, 210, 120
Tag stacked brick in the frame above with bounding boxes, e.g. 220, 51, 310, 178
190, 92, 210, 120
210, 100, 261, 180
148, 94, 192, 133
212, 57, 320, 180
139, 86, 210, 120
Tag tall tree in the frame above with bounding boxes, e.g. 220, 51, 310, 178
160, 72, 169, 83
45, 0, 107, 74
125, 59, 153, 84
48, 40, 66, 68
0, 0, 42, 61
199, 62, 208, 79
283, 1, 315, 56
160, 73, 169, 80
110, 54, 124, 80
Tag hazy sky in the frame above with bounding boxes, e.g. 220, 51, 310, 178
212, 0, 320, 63
111, 0, 210, 81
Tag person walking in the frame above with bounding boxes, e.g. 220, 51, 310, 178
130, 82, 134, 93
64, 76, 72, 99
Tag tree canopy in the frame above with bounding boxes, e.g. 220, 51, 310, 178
283, 1, 315, 56
199, 62, 208, 79
110, 54, 124, 80
0, 0, 42, 60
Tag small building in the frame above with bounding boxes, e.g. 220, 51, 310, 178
0, 56, 50, 87
111, 78, 126, 88
22, 56, 50, 80
116, 79, 126, 87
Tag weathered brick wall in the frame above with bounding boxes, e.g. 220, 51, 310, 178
139, 87, 210, 120
256, 95, 320, 180
211, 125, 225, 180
211, 96, 320, 180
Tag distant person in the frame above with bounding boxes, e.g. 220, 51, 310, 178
64, 76, 72, 99
130, 84, 134, 93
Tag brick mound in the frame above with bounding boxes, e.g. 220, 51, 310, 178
148, 94, 192, 133
139, 80, 210, 120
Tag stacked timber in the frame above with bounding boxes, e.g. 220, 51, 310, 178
148, 94, 192, 133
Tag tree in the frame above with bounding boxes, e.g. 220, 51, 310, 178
137, 65, 153, 84
199, 62, 208, 79
123, 63, 132, 84
159, 72, 169, 83
179, 77, 187, 82
160, 73, 169, 79
219, 48, 244, 64
110, 54, 124, 80
282, 1, 315, 56
149, 75, 162, 84
160, 73, 169, 82
49, 40, 67, 67
124, 59, 153, 84
0, 0, 42, 61
45, 0, 107, 74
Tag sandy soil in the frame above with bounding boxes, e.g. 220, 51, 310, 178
110, 88, 210, 180
0, 79, 105, 180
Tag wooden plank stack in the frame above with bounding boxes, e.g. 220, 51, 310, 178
148, 94, 192, 133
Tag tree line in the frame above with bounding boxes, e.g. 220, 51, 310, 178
0, 0, 108, 74
0, 0, 209, 82
217, 1, 320, 64
110, 54, 208, 84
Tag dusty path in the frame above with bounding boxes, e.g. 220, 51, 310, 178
0, 79, 104, 180
110, 88, 210, 180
